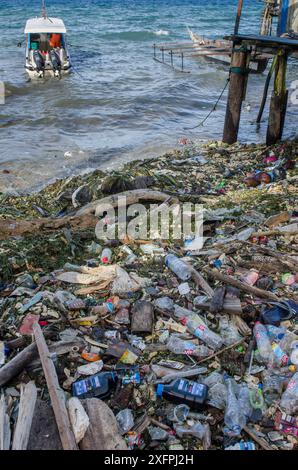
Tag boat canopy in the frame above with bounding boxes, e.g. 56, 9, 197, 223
24, 17, 67, 34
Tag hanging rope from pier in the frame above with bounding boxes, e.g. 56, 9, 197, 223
183, 76, 230, 130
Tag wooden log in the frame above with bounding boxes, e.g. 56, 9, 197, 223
0, 339, 83, 388
12, 381, 37, 450
205, 268, 279, 301
33, 323, 78, 450
187, 264, 214, 297
266, 50, 288, 145
223, 44, 249, 144
0, 394, 11, 450
0, 213, 97, 241
0, 190, 173, 240
0, 342, 39, 387
76, 189, 177, 216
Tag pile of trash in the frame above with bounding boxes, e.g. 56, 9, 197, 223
0, 139, 297, 450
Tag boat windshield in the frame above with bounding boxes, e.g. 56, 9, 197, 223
28, 33, 65, 52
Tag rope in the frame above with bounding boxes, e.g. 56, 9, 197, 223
183, 77, 230, 130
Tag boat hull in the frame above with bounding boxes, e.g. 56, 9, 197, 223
25, 65, 72, 80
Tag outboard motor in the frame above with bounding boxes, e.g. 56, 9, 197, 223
49, 49, 61, 77
33, 50, 45, 77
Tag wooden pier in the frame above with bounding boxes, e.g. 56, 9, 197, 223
223, 0, 298, 145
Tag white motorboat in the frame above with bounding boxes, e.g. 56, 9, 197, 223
24, 2, 71, 79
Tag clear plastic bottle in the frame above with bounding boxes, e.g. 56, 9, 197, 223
280, 371, 298, 414
167, 335, 212, 358
223, 377, 246, 437
238, 384, 253, 421
181, 314, 223, 350
253, 322, 273, 363
270, 342, 290, 368
165, 254, 192, 281
262, 370, 283, 405
219, 315, 242, 346
266, 325, 286, 342
100, 248, 112, 264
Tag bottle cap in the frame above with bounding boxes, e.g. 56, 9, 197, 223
156, 384, 164, 397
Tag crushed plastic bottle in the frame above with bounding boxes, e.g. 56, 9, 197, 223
238, 384, 253, 421
223, 377, 246, 437
203, 372, 227, 410
253, 322, 273, 363
219, 315, 242, 346
262, 370, 283, 405
270, 342, 290, 368
280, 372, 298, 415
116, 408, 134, 434
165, 254, 192, 281
167, 335, 212, 358
174, 421, 211, 447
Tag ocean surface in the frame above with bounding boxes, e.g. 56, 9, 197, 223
0, 0, 297, 193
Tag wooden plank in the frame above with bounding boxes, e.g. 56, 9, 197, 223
33, 323, 78, 450
0, 394, 11, 450
12, 381, 37, 450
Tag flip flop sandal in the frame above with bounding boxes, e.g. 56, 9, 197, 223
261, 299, 298, 326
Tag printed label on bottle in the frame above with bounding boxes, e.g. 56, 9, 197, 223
177, 379, 204, 397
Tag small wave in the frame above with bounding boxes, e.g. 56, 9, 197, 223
154, 30, 170, 36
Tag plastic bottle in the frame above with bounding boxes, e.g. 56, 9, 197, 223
280, 371, 298, 414
223, 377, 246, 437
100, 248, 112, 264
262, 370, 283, 405
156, 378, 208, 410
167, 335, 212, 358
219, 315, 242, 346
270, 342, 290, 367
225, 442, 256, 450
165, 254, 192, 281
72, 371, 117, 399
238, 384, 253, 421
179, 313, 223, 350
253, 322, 273, 363
266, 325, 286, 342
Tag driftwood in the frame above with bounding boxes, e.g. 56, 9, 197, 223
196, 339, 246, 365
0, 213, 97, 240
205, 268, 279, 301
12, 381, 37, 450
76, 189, 177, 216
0, 339, 84, 387
252, 245, 298, 271
33, 323, 78, 450
0, 342, 39, 387
0, 190, 173, 240
186, 264, 214, 297
243, 425, 274, 451
0, 394, 11, 450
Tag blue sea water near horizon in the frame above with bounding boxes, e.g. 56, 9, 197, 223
0, 0, 297, 193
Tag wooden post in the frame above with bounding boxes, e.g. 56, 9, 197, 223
33, 323, 78, 450
234, 0, 244, 35
266, 49, 288, 145
223, 44, 249, 144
